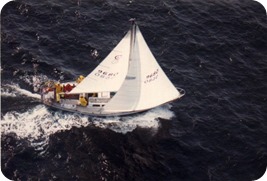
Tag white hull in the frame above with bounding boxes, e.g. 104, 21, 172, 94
42, 99, 148, 117
41, 91, 183, 117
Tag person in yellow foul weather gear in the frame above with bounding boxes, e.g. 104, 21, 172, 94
56, 93, 60, 102
55, 83, 62, 93
55, 83, 62, 102
76, 75, 85, 83
79, 96, 87, 107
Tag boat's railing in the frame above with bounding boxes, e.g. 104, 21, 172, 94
176, 87, 186, 97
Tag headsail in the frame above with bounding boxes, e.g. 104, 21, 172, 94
103, 22, 181, 113
134, 25, 181, 110
69, 31, 131, 94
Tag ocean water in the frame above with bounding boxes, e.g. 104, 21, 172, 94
1, 0, 267, 180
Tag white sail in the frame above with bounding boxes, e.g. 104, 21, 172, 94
103, 24, 181, 113
103, 24, 141, 112
69, 31, 131, 94
134, 26, 181, 110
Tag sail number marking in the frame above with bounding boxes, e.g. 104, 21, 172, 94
95, 70, 119, 79
144, 69, 159, 84
112, 55, 122, 64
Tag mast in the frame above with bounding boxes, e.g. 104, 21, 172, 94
129, 18, 136, 63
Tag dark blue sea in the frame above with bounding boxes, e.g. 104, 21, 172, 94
1, 0, 267, 180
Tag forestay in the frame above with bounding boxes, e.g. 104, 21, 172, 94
69, 31, 131, 94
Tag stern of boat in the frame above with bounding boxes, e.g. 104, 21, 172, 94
40, 81, 55, 106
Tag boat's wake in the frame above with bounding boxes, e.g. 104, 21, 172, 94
93, 106, 174, 134
1, 83, 41, 99
1, 103, 175, 152
1, 104, 174, 136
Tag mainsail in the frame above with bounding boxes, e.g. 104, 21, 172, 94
69, 31, 131, 94
103, 22, 181, 113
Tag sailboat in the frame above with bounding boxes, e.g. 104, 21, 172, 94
41, 19, 185, 116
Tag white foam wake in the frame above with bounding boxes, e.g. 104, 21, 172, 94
18, 74, 50, 93
1, 86, 17, 97
1, 105, 89, 139
1, 104, 175, 151
93, 105, 175, 134
1, 84, 41, 99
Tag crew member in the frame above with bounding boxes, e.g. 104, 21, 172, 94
76, 75, 85, 83
79, 96, 88, 107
